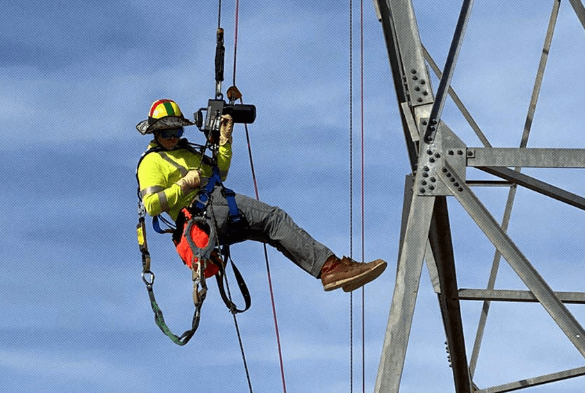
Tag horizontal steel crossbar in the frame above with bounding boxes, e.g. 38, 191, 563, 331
459, 289, 585, 304
467, 148, 585, 168
476, 366, 585, 393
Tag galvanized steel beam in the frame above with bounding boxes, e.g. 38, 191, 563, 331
428, 196, 472, 393
475, 366, 585, 393
439, 161, 585, 357
467, 148, 585, 168
478, 166, 585, 211
459, 289, 585, 304
375, 181, 435, 393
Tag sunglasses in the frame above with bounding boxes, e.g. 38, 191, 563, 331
159, 127, 184, 139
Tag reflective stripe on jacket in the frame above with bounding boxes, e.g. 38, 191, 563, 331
137, 140, 232, 221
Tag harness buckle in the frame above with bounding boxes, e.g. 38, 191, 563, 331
191, 190, 211, 214
137, 201, 146, 218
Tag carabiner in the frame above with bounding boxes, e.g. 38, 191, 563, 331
141, 270, 155, 286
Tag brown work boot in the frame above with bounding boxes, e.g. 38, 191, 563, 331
320, 256, 387, 292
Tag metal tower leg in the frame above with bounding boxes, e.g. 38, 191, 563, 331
375, 181, 435, 392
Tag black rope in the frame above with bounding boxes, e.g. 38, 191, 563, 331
348, 1, 355, 391
214, 2, 253, 391
223, 254, 254, 393
217, 0, 222, 29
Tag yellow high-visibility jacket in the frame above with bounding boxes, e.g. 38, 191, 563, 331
137, 139, 232, 221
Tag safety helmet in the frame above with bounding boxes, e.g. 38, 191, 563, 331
136, 99, 194, 135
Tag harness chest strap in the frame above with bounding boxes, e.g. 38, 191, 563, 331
190, 166, 241, 225
136, 143, 214, 217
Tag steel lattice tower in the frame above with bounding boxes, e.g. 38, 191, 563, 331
373, 1, 585, 391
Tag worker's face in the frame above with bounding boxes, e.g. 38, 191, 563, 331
155, 127, 183, 150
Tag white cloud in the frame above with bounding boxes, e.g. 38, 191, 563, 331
0, 349, 149, 391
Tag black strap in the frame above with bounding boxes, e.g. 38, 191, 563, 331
214, 246, 251, 314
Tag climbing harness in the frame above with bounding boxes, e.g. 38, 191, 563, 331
179, 164, 252, 313
135, 135, 251, 346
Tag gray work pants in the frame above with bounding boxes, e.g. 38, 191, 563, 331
205, 187, 334, 278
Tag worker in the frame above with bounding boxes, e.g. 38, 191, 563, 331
136, 99, 387, 292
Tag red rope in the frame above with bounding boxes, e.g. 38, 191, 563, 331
359, 1, 366, 391
232, 2, 288, 392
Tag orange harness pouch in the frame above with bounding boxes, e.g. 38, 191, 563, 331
174, 209, 220, 278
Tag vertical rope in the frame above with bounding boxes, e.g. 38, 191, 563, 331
217, 0, 222, 29
348, 0, 354, 391
218, 1, 254, 388
213, 1, 254, 391
221, 261, 254, 392
349, 1, 368, 391
231, 1, 287, 392
359, 1, 366, 391
243, 124, 288, 393
232, 0, 239, 87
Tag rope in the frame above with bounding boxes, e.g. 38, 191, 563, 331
231, 1, 288, 392
222, 254, 254, 392
348, 0, 354, 391
359, 1, 366, 390
349, 1, 367, 391
232, 0, 240, 87
241, 98, 288, 393
215, 1, 255, 391
241, 73, 289, 393
217, 0, 222, 29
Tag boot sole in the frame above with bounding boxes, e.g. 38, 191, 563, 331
322, 260, 387, 292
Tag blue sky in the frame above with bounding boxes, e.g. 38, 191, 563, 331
2, 1, 585, 392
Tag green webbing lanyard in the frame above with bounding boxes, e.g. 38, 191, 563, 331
137, 204, 208, 346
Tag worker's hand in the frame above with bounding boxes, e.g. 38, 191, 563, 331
219, 114, 234, 145
176, 170, 201, 193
